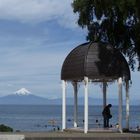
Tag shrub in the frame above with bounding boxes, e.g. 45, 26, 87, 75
0, 124, 13, 132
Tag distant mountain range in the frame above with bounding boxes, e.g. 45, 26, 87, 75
0, 95, 139, 105
0, 94, 110, 105
0, 88, 139, 105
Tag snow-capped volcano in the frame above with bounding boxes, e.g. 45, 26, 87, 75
14, 88, 31, 95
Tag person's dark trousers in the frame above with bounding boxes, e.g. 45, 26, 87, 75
104, 117, 109, 128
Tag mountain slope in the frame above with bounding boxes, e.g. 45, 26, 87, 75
0, 94, 138, 105
0, 94, 49, 105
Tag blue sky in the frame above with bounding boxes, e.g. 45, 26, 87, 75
0, 0, 139, 101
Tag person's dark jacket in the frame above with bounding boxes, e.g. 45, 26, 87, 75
102, 106, 112, 119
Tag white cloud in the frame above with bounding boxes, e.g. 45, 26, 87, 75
0, 37, 77, 97
0, 0, 77, 28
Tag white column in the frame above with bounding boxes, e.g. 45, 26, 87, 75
62, 80, 66, 130
118, 77, 123, 133
125, 81, 129, 129
103, 82, 107, 108
103, 82, 107, 128
72, 82, 78, 128
84, 77, 88, 133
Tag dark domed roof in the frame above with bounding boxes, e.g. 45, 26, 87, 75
61, 42, 130, 81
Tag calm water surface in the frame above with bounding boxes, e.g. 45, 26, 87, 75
0, 105, 139, 131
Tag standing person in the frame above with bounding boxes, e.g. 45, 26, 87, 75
102, 104, 112, 128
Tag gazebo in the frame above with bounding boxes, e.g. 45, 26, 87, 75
61, 42, 131, 133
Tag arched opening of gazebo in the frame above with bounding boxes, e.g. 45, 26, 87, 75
61, 42, 131, 133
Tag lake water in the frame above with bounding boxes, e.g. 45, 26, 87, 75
0, 105, 140, 131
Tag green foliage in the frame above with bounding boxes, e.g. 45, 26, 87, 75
72, 0, 140, 71
0, 124, 13, 132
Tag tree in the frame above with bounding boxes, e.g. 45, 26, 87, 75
72, 0, 140, 71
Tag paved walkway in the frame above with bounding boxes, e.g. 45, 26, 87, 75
1, 131, 140, 140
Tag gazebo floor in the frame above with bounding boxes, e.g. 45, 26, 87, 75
64, 127, 119, 133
